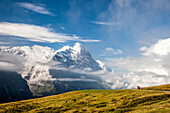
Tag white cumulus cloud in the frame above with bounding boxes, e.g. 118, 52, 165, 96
101, 47, 122, 56
140, 38, 170, 56
106, 48, 123, 54
103, 38, 170, 88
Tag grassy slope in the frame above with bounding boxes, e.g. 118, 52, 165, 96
0, 89, 170, 113
141, 84, 170, 91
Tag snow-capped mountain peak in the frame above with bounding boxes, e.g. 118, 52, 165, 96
56, 46, 70, 53
0, 43, 112, 72
52, 42, 103, 71
72, 42, 85, 54
0, 43, 111, 97
55, 42, 85, 55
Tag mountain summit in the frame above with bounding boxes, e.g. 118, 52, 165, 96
53, 42, 105, 71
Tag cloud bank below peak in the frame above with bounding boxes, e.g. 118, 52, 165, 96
102, 38, 170, 89
0, 22, 100, 43
16, 2, 54, 16
105, 38, 170, 76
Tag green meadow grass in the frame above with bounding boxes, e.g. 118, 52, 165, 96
0, 89, 170, 113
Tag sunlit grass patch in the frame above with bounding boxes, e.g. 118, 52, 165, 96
0, 88, 169, 113
141, 84, 170, 91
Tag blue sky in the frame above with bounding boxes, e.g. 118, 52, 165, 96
1, 0, 170, 61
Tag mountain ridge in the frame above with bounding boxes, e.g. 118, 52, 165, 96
0, 43, 111, 71
0, 42, 111, 98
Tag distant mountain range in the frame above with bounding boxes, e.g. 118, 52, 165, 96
0, 43, 111, 102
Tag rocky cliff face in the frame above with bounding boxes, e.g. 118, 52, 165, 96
0, 71, 33, 103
